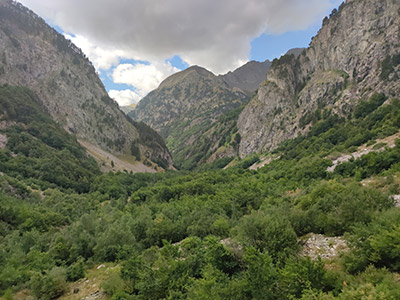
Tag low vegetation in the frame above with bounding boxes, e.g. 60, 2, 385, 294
1, 88, 400, 299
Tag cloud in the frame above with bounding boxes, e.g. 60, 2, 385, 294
19, 0, 340, 74
107, 61, 179, 105
64, 34, 128, 70
108, 89, 141, 106
112, 62, 179, 96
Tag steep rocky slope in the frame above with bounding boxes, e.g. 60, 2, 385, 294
219, 60, 271, 95
0, 0, 172, 169
130, 66, 248, 169
0, 85, 100, 192
237, 0, 400, 157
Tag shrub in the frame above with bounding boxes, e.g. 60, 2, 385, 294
354, 92, 387, 119
235, 210, 298, 261
30, 267, 67, 300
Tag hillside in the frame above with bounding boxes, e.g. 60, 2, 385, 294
0, 0, 173, 170
237, 0, 400, 157
129, 66, 249, 169
0, 85, 100, 193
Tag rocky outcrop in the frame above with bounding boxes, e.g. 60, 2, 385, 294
130, 65, 248, 168
0, 0, 173, 169
237, 0, 400, 157
299, 233, 348, 260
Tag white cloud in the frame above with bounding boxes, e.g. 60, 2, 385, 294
107, 61, 179, 106
109, 89, 141, 106
64, 34, 127, 70
112, 62, 179, 96
19, 0, 341, 74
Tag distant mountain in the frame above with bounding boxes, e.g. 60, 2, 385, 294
129, 65, 248, 169
219, 60, 271, 95
237, 0, 400, 157
120, 104, 136, 115
285, 47, 305, 58
0, 0, 172, 170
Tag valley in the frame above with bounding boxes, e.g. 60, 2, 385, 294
1, 0, 400, 299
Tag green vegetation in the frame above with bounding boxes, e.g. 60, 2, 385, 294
172, 105, 246, 170
354, 92, 387, 119
380, 53, 400, 80
130, 121, 170, 169
1, 87, 400, 299
0, 86, 100, 193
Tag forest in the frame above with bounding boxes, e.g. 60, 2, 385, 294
1, 86, 400, 299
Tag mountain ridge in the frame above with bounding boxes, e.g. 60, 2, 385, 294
237, 0, 400, 157
219, 59, 272, 95
0, 0, 173, 170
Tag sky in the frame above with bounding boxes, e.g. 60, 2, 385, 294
19, 0, 342, 106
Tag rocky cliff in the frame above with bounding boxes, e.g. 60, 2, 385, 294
237, 0, 400, 157
0, 0, 173, 169
130, 65, 248, 169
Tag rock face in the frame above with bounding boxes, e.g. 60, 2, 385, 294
0, 0, 173, 169
130, 65, 248, 169
219, 60, 271, 95
237, 0, 400, 157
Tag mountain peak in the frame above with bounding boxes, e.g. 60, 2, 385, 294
159, 65, 216, 89
219, 59, 271, 94
285, 47, 305, 58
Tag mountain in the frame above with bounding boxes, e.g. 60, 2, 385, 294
129, 65, 248, 169
120, 104, 136, 115
0, 0, 173, 170
237, 0, 400, 157
219, 59, 271, 95
218, 49, 304, 96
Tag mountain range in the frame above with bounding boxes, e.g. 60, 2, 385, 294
1, 0, 399, 173
130, 0, 400, 169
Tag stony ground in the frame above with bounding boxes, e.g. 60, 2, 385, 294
0, 133, 7, 149
299, 233, 349, 260
79, 140, 157, 174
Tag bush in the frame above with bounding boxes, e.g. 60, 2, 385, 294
30, 267, 67, 300
235, 210, 298, 261
66, 259, 85, 281
343, 208, 400, 273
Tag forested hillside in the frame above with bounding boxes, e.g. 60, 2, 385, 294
0, 85, 100, 193
1, 88, 400, 299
